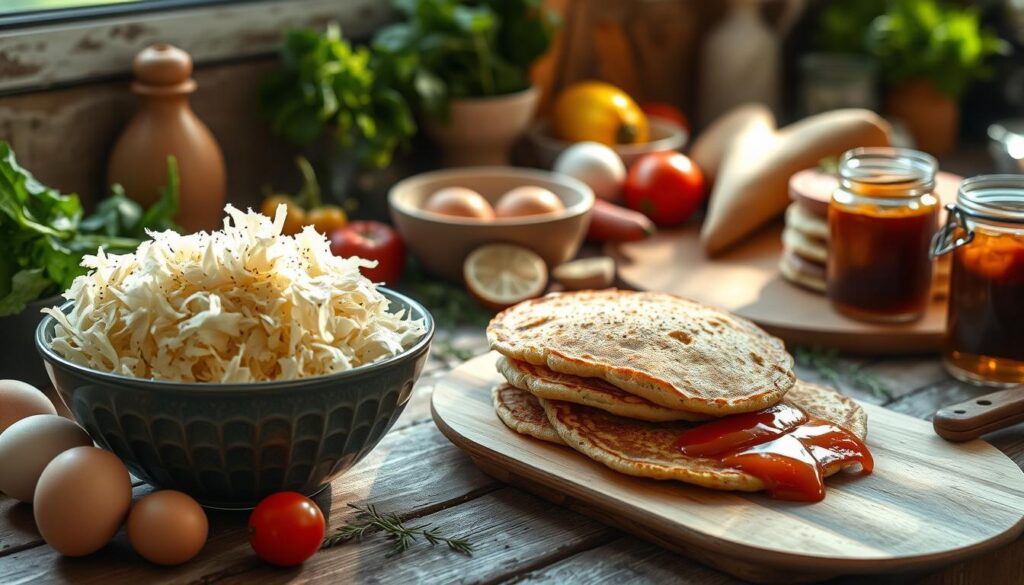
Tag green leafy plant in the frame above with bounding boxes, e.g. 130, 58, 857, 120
0, 143, 180, 316
260, 24, 416, 169
817, 0, 1008, 99
373, 0, 559, 119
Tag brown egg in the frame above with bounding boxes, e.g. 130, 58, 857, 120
422, 187, 495, 220
494, 186, 565, 218
128, 490, 208, 565
34, 446, 132, 556
0, 379, 57, 433
0, 415, 92, 502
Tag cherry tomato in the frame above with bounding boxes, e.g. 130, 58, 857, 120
329, 221, 406, 286
248, 492, 325, 567
624, 151, 705, 227
261, 195, 306, 236
306, 205, 348, 235
640, 102, 690, 133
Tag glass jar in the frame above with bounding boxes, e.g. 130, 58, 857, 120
932, 175, 1024, 386
827, 148, 940, 322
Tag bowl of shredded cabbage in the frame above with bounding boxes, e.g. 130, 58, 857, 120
35, 205, 433, 507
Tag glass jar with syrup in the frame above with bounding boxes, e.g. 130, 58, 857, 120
827, 148, 940, 322
931, 175, 1024, 386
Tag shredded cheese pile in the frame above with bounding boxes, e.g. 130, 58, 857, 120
44, 205, 424, 383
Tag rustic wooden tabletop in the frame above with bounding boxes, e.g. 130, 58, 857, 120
1, 322, 1022, 585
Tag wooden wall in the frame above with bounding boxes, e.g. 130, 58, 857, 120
0, 0, 796, 209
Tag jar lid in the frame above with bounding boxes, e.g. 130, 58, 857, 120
956, 175, 1024, 224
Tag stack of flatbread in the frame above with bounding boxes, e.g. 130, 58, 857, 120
487, 290, 868, 494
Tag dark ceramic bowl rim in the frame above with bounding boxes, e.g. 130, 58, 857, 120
35, 287, 434, 395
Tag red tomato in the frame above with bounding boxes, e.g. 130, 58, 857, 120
329, 220, 406, 286
624, 152, 705, 227
640, 102, 690, 133
248, 492, 325, 567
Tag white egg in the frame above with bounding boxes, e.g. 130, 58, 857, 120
0, 415, 92, 502
553, 142, 626, 201
0, 379, 57, 434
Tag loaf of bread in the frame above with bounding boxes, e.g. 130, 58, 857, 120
700, 109, 892, 256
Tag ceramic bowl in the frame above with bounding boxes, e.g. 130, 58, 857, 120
388, 166, 594, 282
35, 289, 433, 509
528, 117, 688, 169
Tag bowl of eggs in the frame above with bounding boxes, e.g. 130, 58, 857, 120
527, 117, 688, 169
388, 167, 595, 282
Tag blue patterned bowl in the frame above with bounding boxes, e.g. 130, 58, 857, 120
35, 288, 433, 508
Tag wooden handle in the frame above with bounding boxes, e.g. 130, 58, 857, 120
933, 386, 1024, 442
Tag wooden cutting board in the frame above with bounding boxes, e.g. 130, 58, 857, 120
607, 222, 947, 354
431, 353, 1024, 584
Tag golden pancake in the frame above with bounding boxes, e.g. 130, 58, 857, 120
488, 290, 795, 415
492, 383, 563, 444
782, 225, 828, 263
784, 201, 828, 240
539, 380, 867, 492
497, 356, 710, 423
779, 250, 826, 293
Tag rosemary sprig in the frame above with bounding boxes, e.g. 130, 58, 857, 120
432, 336, 476, 363
794, 346, 894, 401
321, 504, 474, 557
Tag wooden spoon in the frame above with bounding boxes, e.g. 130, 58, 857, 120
933, 386, 1024, 441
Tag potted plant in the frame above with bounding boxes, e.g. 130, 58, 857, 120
373, 0, 558, 166
865, 0, 1007, 154
260, 24, 417, 217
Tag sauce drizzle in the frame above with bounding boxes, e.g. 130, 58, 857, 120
674, 404, 873, 502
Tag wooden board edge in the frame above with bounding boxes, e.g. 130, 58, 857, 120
430, 378, 1024, 580
604, 242, 944, 356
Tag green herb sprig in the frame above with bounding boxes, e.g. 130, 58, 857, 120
322, 504, 474, 557
794, 346, 893, 401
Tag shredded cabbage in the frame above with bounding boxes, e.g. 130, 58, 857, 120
44, 205, 424, 383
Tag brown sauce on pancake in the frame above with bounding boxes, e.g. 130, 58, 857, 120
675, 404, 873, 502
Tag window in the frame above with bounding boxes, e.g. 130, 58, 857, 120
0, 0, 391, 94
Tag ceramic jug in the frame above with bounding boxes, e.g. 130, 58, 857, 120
107, 44, 226, 233
697, 0, 804, 127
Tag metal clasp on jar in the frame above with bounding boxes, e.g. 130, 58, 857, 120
931, 204, 974, 258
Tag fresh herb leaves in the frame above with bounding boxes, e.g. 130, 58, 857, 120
818, 0, 1008, 99
260, 24, 417, 169
0, 143, 180, 316
794, 346, 894, 401
373, 0, 559, 119
321, 504, 474, 557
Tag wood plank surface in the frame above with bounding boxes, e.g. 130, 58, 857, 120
4, 329, 1024, 584
608, 223, 947, 354
0, 420, 500, 584
432, 352, 1024, 583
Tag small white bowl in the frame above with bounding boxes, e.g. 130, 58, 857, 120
528, 117, 688, 168
388, 167, 594, 282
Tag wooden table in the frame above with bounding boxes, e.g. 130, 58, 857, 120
1, 326, 1022, 585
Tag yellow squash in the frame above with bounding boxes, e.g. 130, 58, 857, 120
552, 81, 649, 145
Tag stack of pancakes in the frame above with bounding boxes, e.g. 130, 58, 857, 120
486, 290, 868, 494
781, 169, 952, 296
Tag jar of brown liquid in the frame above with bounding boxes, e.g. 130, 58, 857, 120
827, 148, 939, 322
932, 175, 1024, 386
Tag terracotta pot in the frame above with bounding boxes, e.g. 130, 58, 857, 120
422, 86, 539, 167
108, 44, 226, 233
885, 79, 959, 156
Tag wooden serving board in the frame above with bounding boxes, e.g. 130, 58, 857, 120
607, 222, 947, 354
431, 353, 1024, 584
